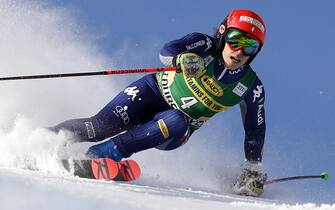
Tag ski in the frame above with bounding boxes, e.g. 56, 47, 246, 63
265, 172, 329, 185
62, 158, 141, 182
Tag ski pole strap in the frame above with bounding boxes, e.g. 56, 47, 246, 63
0, 67, 178, 81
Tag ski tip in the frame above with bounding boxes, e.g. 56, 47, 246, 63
321, 172, 329, 181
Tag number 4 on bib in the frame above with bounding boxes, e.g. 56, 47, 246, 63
181, 96, 198, 109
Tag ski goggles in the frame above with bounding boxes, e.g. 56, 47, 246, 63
225, 29, 261, 56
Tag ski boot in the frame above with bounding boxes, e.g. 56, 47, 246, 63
233, 161, 267, 197
86, 139, 123, 162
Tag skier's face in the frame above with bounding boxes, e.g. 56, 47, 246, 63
222, 43, 250, 70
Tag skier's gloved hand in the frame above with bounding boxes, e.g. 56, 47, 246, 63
233, 161, 267, 197
175, 52, 205, 78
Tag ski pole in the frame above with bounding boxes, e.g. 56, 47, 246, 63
0, 67, 178, 81
265, 172, 329, 185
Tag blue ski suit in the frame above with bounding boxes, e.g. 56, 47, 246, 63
51, 32, 266, 162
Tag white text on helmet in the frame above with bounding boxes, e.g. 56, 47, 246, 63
239, 16, 265, 33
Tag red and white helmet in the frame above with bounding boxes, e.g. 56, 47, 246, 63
215, 9, 266, 61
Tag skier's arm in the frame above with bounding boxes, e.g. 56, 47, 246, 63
239, 78, 266, 162
159, 32, 213, 67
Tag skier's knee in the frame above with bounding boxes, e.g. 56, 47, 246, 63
154, 109, 190, 151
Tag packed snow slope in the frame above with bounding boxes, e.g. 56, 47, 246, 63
1, 168, 334, 210
0, 1, 334, 210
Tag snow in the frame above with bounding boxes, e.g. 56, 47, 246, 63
0, 0, 334, 209
1, 168, 334, 210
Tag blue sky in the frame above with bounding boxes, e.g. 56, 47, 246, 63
43, 0, 335, 202
48, 1, 335, 155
